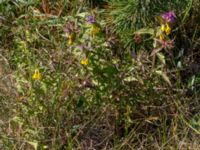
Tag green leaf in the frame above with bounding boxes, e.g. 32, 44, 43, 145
187, 75, 195, 90
134, 28, 154, 35
77, 96, 85, 108
155, 70, 172, 86
123, 76, 138, 82
11, 116, 23, 125
123, 76, 144, 85
103, 65, 118, 77
151, 47, 162, 56
156, 52, 165, 65
76, 12, 87, 18
27, 141, 38, 150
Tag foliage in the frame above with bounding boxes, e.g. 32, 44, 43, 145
105, 0, 189, 48
0, 0, 199, 149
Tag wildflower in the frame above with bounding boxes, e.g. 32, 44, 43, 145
64, 21, 79, 45
161, 23, 171, 35
81, 58, 89, 65
32, 69, 41, 80
91, 24, 100, 36
165, 24, 171, 35
86, 15, 100, 36
68, 38, 73, 45
162, 11, 176, 23
67, 33, 75, 45
86, 15, 96, 24
63, 21, 76, 35
161, 24, 165, 32
159, 34, 164, 41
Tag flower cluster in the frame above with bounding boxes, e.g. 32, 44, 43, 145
161, 23, 171, 35
63, 21, 77, 45
153, 11, 176, 50
160, 11, 176, 36
63, 15, 101, 66
86, 15, 100, 36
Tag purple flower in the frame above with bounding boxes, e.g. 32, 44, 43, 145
86, 15, 96, 24
162, 11, 176, 23
64, 21, 79, 35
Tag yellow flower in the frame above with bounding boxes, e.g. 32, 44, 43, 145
68, 34, 74, 39
81, 58, 88, 65
161, 24, 165, 32
91, 24, 100, 36
68, 38, 73, 45
67, 34, 75, 45
165, 23, 171, 35
32, 69, 41, 80
159, 34, 164, 40
161, 23, 171, 35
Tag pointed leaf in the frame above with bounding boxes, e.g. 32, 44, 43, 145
27, 141, 38, 150
151, 47, 162, 56
155, 70, 172, 86
134, 28, 154, 35
123, 76, 138, 82
156, 52, 166, 65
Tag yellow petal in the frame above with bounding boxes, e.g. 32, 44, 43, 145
165, 24, 171, 35
161, 24, 165, 32
32, 69, 41, 80
91, 24, 100, 35
67, 34, 75, 45
159, 34, 164, 40
68, 39, 73, 45
68, 34, 73, 39
81, 58, 88, 65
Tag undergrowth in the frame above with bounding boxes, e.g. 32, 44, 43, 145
0, 0, 199, 149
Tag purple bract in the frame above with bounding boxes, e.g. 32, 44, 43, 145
159, 39, 174, 49
63, 21, 75, 34
162, 11, 176, 23
64, 21, 80, 34
86, 15, 96, 24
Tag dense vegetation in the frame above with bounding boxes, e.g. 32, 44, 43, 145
0, 0, 199, 149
